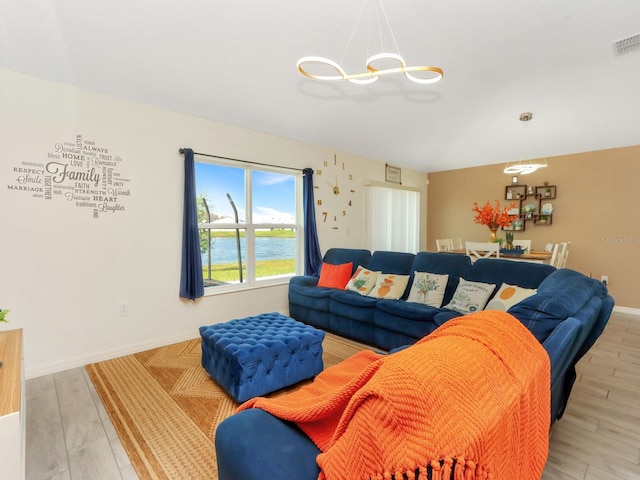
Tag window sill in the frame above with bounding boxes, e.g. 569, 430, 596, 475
201, 275, 294, 297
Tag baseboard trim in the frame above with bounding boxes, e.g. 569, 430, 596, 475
613, 305, 640, 316
26, 330, 200, 379
26, 309, 291, 379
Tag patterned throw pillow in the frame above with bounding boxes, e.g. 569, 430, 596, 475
406, 272, 449, 307
444, 278, 496, 314
485, 283, 537, 311
367, 274, 410, 299
345, 266, 380, 296
317, 262, 353, 289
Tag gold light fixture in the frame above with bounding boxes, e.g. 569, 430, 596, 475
503, 112, 548, 175
296, 0, 443, 85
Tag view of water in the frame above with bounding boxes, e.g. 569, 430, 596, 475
200, 236, 295, 264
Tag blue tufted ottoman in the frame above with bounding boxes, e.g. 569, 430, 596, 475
199, 312, 325, 403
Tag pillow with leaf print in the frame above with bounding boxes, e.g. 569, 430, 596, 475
444, 278, 496, 314
407, 272, 449, 307
345, 265, 380, 296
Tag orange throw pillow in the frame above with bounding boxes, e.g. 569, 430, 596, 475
317, 262, 353, 289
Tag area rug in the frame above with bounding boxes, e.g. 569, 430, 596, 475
85, 331, 371, 480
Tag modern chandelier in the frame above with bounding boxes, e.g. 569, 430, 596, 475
503, 113, 548, 175
296, 0, 443, 85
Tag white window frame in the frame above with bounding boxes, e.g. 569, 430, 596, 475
196, 158, 304, 295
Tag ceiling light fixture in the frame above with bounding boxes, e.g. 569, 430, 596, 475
503, 112, 548, 175
296, 0, 443, 85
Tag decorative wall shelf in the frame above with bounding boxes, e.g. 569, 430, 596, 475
503, 184, 557, 231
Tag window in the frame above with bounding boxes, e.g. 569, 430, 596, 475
195, 159, 302, 291
366, 184, 420, 253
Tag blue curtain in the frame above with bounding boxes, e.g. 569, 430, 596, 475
180, 148, 204, 300
303, 168, 322, 276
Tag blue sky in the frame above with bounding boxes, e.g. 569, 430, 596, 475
195, 162, 296, 223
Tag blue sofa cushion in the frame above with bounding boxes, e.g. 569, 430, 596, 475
329, 290, 380, 324
375, 299, 443, 323
367, 251, 416, 275
289, 284, 337, 312
508, 269, 607, 343
323, 248, 371, 274
433, 310, 463, 326
375, 298, 443, 339
468, 258, 556, 289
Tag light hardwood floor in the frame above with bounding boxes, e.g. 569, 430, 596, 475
25, 311, 639, 480
25, 366, 138, 479
543, 311, 640, 479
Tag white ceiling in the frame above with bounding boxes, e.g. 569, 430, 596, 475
2, 0, 639, 173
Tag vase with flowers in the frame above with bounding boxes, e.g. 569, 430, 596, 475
472, 200, 518, 242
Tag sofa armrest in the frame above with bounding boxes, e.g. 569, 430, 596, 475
290, 275, 320, 287
541, 317, 581, 387
216, 409, 320, 480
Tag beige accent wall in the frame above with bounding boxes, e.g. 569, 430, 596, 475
427, 146, 640, 309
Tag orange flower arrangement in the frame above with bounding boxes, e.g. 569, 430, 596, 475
472, 200, 518, 229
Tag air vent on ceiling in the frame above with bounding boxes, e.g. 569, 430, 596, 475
613, 33, 640, 55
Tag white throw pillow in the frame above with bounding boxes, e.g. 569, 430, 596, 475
485, 283, 537, 311
444, 278, 496, 314
406, 272, 449, 307
345, 266, 380, 296
367, 273, 410, 299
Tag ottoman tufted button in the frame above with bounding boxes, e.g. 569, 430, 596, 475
200, 313, 325, 402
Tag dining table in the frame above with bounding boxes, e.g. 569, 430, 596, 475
448, 248, 553, 264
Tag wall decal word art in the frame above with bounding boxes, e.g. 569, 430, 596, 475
6, 135, 131, 218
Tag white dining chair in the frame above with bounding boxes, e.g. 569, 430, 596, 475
436, 238, 454, 252
451, 237, 464, 250
513, 239, 531, 253
549, 244, 560, 267
557, 241, 572, 268
465, 242, 500, 262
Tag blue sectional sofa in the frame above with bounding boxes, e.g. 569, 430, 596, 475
290, 248, 614, 423
291, 249, 552, 349
215, 248, 615, 480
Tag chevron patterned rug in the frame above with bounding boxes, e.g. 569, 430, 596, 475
85, 331, 370, 480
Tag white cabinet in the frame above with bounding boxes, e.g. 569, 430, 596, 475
0, 329, 25, 480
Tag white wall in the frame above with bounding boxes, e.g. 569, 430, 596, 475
0, 70, 427, 378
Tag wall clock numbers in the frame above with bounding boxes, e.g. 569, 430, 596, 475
314, 154, 355, 229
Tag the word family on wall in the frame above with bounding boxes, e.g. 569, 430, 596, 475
6, 134, 131, 218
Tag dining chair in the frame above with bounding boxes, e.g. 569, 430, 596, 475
549, 244, 560, 267
436, 238, 454, 252
513, 239, 532, 253
465, 242, 500, 262
557, 241, 572, 268
451, 237, 463, 250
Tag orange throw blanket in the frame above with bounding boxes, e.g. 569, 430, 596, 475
238, 311, 550, 480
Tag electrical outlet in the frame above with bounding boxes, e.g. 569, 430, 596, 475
600, 275, 608, 286
119, 303, 129, 316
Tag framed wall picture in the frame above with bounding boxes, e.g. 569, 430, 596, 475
385, 164, 402, 184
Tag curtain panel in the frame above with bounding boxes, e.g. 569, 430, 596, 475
303, 168, 322, 276
366, 185, 420, 253
180, 148, 204, 300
